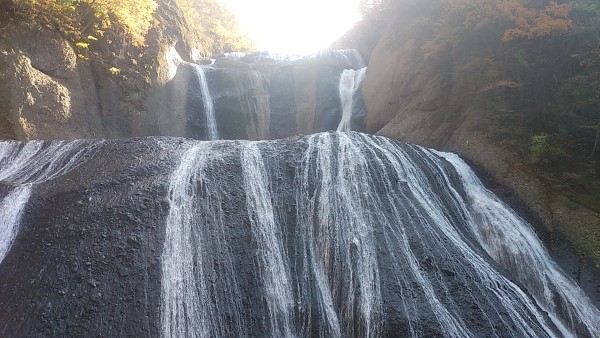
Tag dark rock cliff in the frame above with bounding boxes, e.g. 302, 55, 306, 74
0, 0, 201, 141
354, 0, 600, 287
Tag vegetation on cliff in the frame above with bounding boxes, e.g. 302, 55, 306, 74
0, 0, 254, 141
0, 0, 254, 56
347, 0, 600, 266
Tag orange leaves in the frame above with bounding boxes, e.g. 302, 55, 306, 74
449, 0, 572, 41
498, 1, 571, 41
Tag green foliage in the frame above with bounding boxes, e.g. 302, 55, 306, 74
529, 133, 568, 169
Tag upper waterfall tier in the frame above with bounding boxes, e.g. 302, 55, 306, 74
0, 132, 598, 337
337, 67, 367, 132
221, 49, 366, 69
160, 49, 368, 140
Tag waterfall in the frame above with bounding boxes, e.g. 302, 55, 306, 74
307, 49, 366, 69
0, 186, 30, 263
0, 140, 99, 264
337, 67, 367, 132
241, 144, 294, 337
191, 64, 219, 140
160, 132, 600, 338
438, 151, 600, 337
0, 133, 598, 336
223, 52, 247, 59
161, 142, 246, 338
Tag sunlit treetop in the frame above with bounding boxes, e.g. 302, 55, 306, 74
6, 0, 253, 56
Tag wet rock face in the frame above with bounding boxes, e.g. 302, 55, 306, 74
313, 64, 344, 132
268, 66, 298, 139
208, 66, 271, 140
0, 26, 105, 140
164, 50, 369, 141
1, 133, 598, 337
0, 138, 179, 336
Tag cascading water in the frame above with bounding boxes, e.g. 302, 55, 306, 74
0, 131, 598, 338
438, 151, 600, 337
161, 142, 247, 337
170, 48, 371, 139
0, 185, 30, 263
337, 67, 367, 132
0, 140, 99, 264
190, 64, 219, 140
159, 132, 600, 338
241, 144, 295, 337
307, 49, 366, 69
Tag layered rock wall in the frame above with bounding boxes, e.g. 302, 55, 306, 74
358, 3, 600, 277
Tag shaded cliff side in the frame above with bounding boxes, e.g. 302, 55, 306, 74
0, 0, 242, 140
348, 0, 600, 273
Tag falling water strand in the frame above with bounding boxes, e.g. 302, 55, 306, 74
0, 186, 31, 264
192, 64, 219, 140
343, 133, 567, 336
295, 132, 571, 337
436, 150, 600, 338
0, 140, 99, 265
159, 132, 599, 337
295, 133, 383, 337
161, 143, 246, 338
241, 144, 294, 338
337, 67, 367, 132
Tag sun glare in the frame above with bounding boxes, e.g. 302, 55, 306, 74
221, 0, 362, 55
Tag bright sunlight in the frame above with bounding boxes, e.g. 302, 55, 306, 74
221, 0, 362, 54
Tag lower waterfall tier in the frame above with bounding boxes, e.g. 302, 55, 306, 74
0, 132, 598, 337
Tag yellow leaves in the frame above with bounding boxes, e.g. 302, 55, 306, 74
11, 0, 158, 48
12, 0, 77, 34
81, 0, 158, 47
108, 67, 121, 75
175, 0, 255, 55
12, 0, 249, 53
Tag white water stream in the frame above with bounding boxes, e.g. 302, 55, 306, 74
191, 64, 219, 140
161, 143, 246, 337
337, 67, 367, 132
0, 140, 99, 264
160, 132, 600, 337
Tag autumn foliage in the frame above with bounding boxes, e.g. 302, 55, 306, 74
452, 0, 572, 41
3, 0, 253, 55
498, 1, 571, 40
7, 0, 158, 47
176, 0, 255, 54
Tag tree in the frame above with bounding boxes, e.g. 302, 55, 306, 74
175, 0, 254, 55
449, 0, 572, 41
7, 0, 158, 47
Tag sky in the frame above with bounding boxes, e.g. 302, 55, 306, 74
221, 0, 362, 55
